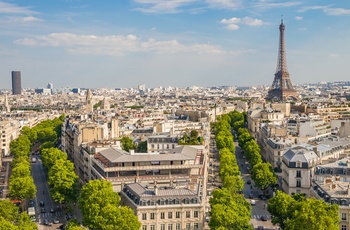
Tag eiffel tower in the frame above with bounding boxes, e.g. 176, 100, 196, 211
266, 20, 298, 101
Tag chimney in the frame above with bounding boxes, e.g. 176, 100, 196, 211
129, 149, 135, 155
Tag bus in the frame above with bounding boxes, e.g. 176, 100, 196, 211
28, 207, 36, 222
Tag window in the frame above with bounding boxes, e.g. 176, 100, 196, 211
194, 211, 199, 218
194, 223, 199, 230
296, 170, 301, 177
161, 212, 165, 219
342, 225, 347, 230
176, 223, 181, 230
296, 180, 301, 188
176, 211, 180, 218
168, 224, 173, 230
142, 213, 147, 220
150, 213, 155, 220
168, 212, 172, 219
186, 223, 191, 230
150, 225, 155, 230
342, 213, 347, 221
186, 211, 190, 218
161, 224, 165, 230
142, 225, 147, 230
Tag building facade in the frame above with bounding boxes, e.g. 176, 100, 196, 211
12, 71, 21, 95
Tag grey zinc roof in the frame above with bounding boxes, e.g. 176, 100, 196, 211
98, 145, 200, 163
126, 183, 197, 198
284, 146, 319, 163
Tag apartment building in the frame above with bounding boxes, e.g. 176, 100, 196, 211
147, 133, 179, 153
120, 182, 204, 230
310, 176, 350, 230
0, 120, 21, 157
282, 146, 320, 197
91, 145, 207, 192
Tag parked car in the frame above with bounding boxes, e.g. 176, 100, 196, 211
261, 215, 268, 221
43, 219, 52, 226
50, 207, 55, 213
257, 226, 264, 230
53, 218, 59, 224
28, 199, 34, 207
39, 201, 45, 207
250, 199, 256, 205
249, 193, 254, 199
259, 193, 267, 200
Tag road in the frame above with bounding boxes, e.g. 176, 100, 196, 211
31, 156, 65, 229
234, 143, 278, 230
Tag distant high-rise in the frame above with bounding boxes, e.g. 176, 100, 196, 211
266, 20, 298, 101
12, 71, 21, 95
47, 83, 53, 89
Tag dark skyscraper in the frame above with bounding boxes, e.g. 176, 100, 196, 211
12, 71, 22, 95
266, 20, 298, 101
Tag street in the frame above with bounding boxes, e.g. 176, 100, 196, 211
31, 157, 66, 229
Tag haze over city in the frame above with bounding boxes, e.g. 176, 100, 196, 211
0, 0, 349, 89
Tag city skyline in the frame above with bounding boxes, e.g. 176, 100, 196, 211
0, 0, 349, 89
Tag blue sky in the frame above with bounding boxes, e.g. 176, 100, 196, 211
0, 0, 349, 89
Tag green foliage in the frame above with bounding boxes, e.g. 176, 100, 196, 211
48, 159, 78, 203
21, 126, 37, 144
136, 141, 147, 153
178, 129, 203, 145
79, 180, 140, 229
65, 219, 85, 230
120, 136, 135, 152
10, 135, 31, 158
9, 176, 36, 200
250, 162, 276, 190
0, 203, 37, 230
11, 162, 31, 178
209, 188, 252, 230
41, 147, 67, 169
268, 191, 339, 230
37, 128, 57, 143
215, 131, 235, 153
93, 100, 102, 109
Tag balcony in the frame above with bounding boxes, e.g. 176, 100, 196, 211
92, 159, 202, 172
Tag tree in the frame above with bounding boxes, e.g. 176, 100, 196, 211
190, 130, 199, 141
48, 159, 78, 203
0, 200, 19, 223
65, 219, 85, 230
120, 136, 135, 152
11, 162, 31, 178
37, 128, 57, 143
41, 148, 67, 169
268, 191, 339, 230
216, 131, 235, 153
79, 180, 120, 228
209, 188, 251, 230
136, 141, 147, 153
222, 175, 244, 194
21, 126, 37, 144
96, 205, 141, 230
9, 176, 36, 200
0, 200, 37, 230
16, 212, 37, 229
250, 162, 276, 191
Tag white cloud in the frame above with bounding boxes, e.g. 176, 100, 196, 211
132, 0, 197, 13
22, 16, 42, 22
298, 5, 350, 16
252, 1, 302, 11
0, 1, 38, 14
324, 7, 350, 16
221, 17, 264, 30
14, 33, 230, 56
329, 53, 339, 58
205, 0, 243, 10
295, 16, 303, 20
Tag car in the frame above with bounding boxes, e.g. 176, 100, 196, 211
50, 207, 55, 213
261, 215, 268, 221
39, 201, 45, 207
43, 219, 52, 226
53, 218, 59, 224
40, 208, 46, 213
257, 226, 264, 230
66, 213, 73, 220
59, 224, 66, 229
259, 193, 267, 200
28, 199, 34, 207
247, 180, 251, 184
250, 199, 256, 205
249, 193, 254, 199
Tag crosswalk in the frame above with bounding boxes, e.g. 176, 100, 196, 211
40, 211, 64, 218
251, 214, 271, 220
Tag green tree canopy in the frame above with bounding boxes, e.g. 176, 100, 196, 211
9, 176, 36, 200
268, 191, 339, 230
11, 162, 31, 178
120, 136, 135, 152
37, 127, 57, 143
0, 200, 37, 230
41, 147, 67, 169
136, 141, 147, 153
250, 162, 276, 190
48, 159, 78, 203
